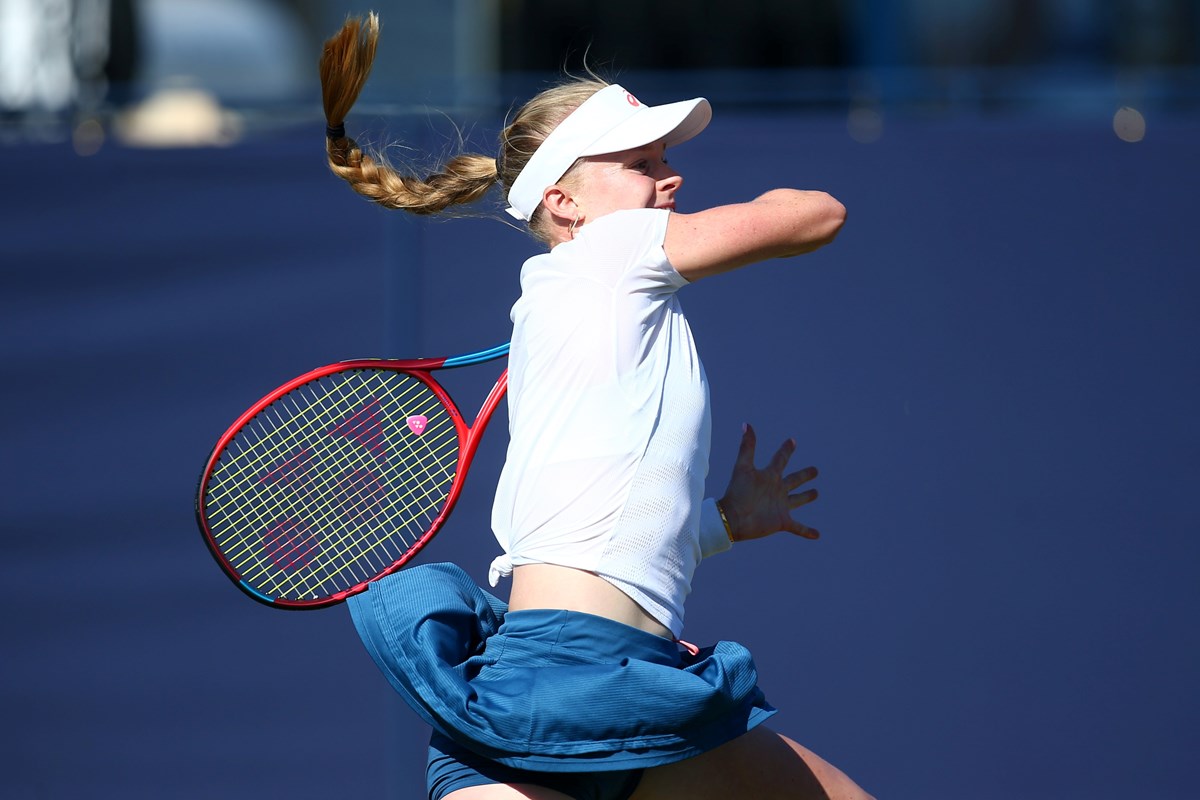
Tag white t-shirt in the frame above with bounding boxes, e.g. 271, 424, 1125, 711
490, 208, 730, 637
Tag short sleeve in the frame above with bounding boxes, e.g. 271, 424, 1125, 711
568, 208, 686, 294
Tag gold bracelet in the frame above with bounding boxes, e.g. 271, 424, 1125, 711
715, 500, 735, 543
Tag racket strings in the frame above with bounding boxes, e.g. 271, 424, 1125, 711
253, 373, 458, 596
211, 374, 455, 598
209, 377, 420, 562
214, 388, 415, 592
209, 374, 445, 547
203, 369, 462, 601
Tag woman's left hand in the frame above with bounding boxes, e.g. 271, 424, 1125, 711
719, 423, 820, 542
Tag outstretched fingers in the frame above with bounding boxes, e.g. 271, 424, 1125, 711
784, 465, 819, 491
765, 436, 796, 476
786, 518, 820, 540
787, 487, 819, 510
734, 423, 759, 469
786, 466, 820, 539
722, 424, 823, 542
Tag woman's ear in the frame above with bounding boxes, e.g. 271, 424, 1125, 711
541, 184, 578, 225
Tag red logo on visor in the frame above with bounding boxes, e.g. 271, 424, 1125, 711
625, 92, 640, 107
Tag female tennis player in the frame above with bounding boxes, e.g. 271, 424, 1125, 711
321, 15, 872, 800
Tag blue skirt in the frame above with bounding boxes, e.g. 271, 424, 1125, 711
348, 562, 776, 773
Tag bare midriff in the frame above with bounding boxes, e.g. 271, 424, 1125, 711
507, 563, 672, 639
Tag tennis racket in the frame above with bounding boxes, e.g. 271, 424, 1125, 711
195, 343, 509, 609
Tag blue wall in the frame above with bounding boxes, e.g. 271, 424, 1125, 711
2, 107, 1197, 798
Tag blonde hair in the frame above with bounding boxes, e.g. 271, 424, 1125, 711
320, 13, 606, 244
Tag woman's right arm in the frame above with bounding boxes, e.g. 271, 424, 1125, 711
664, 189, 846, 281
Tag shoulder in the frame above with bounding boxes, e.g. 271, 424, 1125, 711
551, 208, 681, 290
574, 208, 670, 253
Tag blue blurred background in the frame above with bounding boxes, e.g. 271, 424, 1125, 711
2, 1, 1197, 798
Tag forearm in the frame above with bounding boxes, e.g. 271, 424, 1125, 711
749, 188, 847, 258
666, 189, 847, 279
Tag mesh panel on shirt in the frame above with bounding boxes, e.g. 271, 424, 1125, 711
598, 349, 708, 632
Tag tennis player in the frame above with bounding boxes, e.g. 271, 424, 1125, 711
322, 15, 872, 800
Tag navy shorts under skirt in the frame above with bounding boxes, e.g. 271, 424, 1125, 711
427, 731, 644, 800
348, 563, 776, 785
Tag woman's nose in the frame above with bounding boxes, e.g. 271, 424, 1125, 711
658, 168, 683, 192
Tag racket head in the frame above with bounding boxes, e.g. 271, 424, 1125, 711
196, 361, 471, 609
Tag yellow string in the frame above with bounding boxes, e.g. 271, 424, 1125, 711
203, 369, 462, 601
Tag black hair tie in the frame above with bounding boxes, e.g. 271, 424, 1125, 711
326, 123, 346, 140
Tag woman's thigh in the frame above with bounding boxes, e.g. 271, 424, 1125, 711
630, 726, 875, 800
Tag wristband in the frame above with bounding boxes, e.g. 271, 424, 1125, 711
714, 500, 735, 543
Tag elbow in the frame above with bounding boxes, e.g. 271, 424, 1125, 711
780, 192, 845, 256
813, 193, 847, 247
742, 189, 847, 262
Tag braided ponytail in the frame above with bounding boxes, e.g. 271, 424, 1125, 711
319, 14, 499, 215
320, 14, 610, 239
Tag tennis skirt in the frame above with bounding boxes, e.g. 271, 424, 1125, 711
347, 562, 776, 773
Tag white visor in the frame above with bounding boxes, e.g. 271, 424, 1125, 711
505, 84, 712, 221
